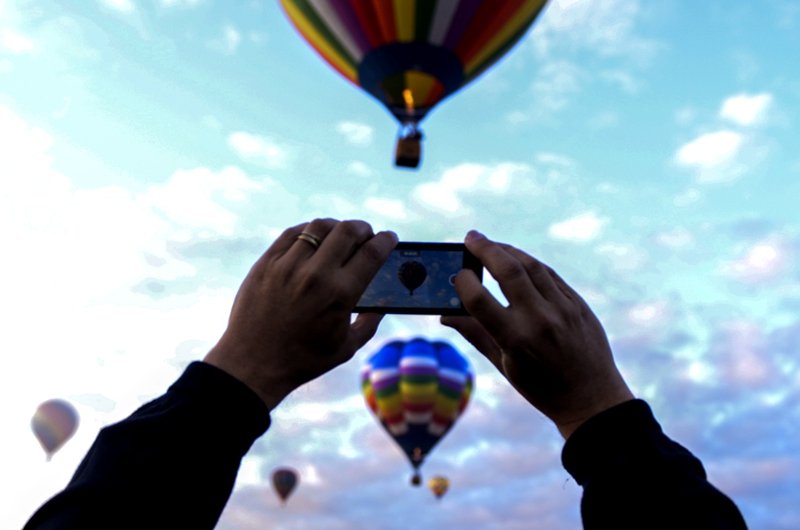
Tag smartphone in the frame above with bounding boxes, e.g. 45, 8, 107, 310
355, 242, 483, 315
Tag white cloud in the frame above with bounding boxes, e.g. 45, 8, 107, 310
145, 166, 263, 236
1, 29, 34, 53
601, 69, 640, 94
100, 0, 136, 14
346, 160, 372, 177
548, 211, 607, 242
228, 131, 289, 169
720, 93, 772, 126
413, 162, 525, 215
627, 300, 669, 326
531, 60, 582, 113
722, 238, 790, 284
712, 321, 773, 388
336, 121, 374, 146
364, 197, 407, 221
209, 25, 241, 54
532, 0, 658, 62
654, 227, 694, 248
596, 242, 647, 270
674, 130, 743, 171
223, 25, 241, 53
159, 0, 202, 7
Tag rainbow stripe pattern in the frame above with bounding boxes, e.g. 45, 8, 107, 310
361, 337, 473, 470
280, 0, 549, 124
31, 398, 79, 460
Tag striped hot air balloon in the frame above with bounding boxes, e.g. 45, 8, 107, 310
280, 0, 550, 167
361, 337, 473, 485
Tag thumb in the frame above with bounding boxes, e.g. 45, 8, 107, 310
340, 313, 384, 361
441, 315, 504, 373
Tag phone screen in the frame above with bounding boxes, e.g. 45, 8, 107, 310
355, 242, 482, 315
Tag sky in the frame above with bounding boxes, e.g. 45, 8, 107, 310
1, 0, 799, 528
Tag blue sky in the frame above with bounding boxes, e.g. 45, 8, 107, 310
1, 0, 799, 528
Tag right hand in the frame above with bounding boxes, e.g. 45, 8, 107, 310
441, 230, 634, 439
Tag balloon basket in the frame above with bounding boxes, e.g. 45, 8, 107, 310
395, 135, 422, 169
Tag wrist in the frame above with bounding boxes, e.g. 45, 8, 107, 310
555, 383, 635, 439
203, 345, 294, 411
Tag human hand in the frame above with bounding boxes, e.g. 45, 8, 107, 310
204, 219, 397, 410
441, 231, 633, 439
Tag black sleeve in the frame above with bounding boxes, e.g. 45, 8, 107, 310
561, 399, 748, 530
24, 361, 271, 530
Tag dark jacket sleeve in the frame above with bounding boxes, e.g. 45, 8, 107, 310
562, 399, 748, 530
24, 361, 271, 530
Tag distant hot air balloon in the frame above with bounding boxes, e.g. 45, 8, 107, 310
398, 260, 427, 295
31, 399, 79, 460
428, 475, 450, 499
280, 0, 550, 168
271, 467, 299, 505
361, 338, 473, 486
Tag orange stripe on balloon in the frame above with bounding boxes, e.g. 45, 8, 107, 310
281, 0, 358, 83
371, 0, 397, 42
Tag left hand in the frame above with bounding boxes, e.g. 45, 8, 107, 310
204, 219, 398, 409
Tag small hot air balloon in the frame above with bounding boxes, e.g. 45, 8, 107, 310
398, 260, 427, 295
361, 338, 473, 486
428, 475, 450, 499
280, 0, 550, 168
272, 467, 299, 505
31, 399, 79, 460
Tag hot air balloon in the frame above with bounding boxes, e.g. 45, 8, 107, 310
280, 0, 550, 168
31, 399, 79, 460
361, 338, 473, 486
428, 475, 450, 499
271, 467, 299, 505
398, 260, 427, 295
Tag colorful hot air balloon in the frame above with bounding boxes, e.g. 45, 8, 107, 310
31, 399, 79, 460
428, 475, 450, 499
271, 467, 299, 504
280, 0, 550, 168
398, 260, 427, 295
361, 338, 473, 486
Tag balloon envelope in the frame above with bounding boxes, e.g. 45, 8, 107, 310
272, 467, 299, 503
31, 399, 79, 460
397, 260, 427, 295
280, 0, 549, 126
428, 475, 450, 499
361, 338, 473, 482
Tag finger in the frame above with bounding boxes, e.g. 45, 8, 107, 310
341, 230, 398, 296
464, 231, 543, 308
339, 313, 384, 362
501, 245, 567, 304
452, 268, 510, 338
313, 220, 374, 267
440, 316, 504, 374
544, 265, 585, 304
244, 222, 307, 279
281, 218, 338, 264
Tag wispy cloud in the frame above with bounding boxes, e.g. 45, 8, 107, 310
548, 211, 608, 243
209, 24, 241, 54
228, 132, 290, 169
1, 29, 34, 53
99, 0, 136, 14
719, 93, 773, 126
675, 130, 744, 170
721, 237, 791, 284
336, 121, 374, 146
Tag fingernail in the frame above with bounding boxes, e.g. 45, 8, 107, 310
466, 230, 485, 242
